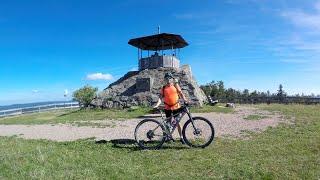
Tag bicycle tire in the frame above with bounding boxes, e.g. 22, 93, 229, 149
134, 119, 166, 150
182, 117, 215, 148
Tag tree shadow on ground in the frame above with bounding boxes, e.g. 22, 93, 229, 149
95, 139, 189, 151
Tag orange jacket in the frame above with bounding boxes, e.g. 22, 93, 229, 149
160, 83, 181, 110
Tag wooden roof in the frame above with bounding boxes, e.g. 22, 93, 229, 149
128, 33, 188, 50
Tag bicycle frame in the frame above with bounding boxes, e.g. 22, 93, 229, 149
158, 105, 196, 137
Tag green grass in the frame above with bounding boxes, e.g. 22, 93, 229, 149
0, 107, 151, 125
0, 104, 319, 179
0, 105, 232, 125
190, 104, 234, 113
244, 114, 269, 120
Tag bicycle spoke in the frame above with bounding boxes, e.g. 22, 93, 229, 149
135, 119, 165, 149
182, 117, 214, 148
152, 125, 160, 131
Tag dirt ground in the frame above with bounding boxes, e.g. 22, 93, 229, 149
0, 106, 286, 142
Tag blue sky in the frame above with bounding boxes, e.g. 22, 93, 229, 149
0, 0, 320, 105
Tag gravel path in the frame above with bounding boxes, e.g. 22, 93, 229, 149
0, 106, 286, 142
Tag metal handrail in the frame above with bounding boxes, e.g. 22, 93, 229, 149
0, 102, 79, 118
0, 102, 78, 113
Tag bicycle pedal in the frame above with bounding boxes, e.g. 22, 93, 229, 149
164, 136, 174, 142
164, 137, 170, 142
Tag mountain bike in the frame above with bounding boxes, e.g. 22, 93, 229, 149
134, 103, 215, 149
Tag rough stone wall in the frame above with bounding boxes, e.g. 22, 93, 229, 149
92, 65, 207, 108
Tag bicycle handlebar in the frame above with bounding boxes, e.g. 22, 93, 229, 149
153, 102, 190, 112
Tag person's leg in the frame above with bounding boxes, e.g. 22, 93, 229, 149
164, 109, 171, 119
164, 109, 173, 142
177, 123, 182, 137
177, 123, 185, 144
173, 108, 185, 144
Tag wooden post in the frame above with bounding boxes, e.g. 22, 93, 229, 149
141, 49, 143, 59
171, 43, 173, 67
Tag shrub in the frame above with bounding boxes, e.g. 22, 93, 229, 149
73, 85, 98, 108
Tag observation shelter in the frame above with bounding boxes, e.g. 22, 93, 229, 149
128, 33, 188, 70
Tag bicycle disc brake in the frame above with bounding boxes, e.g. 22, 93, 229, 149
146, 130, 154, 140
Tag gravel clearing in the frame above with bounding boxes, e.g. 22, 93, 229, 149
0, 106, 286, 142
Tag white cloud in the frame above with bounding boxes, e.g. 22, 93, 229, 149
32, 90, 39, 93
302, 66, 320, 73
129, 67, 138, 71
281, 1, 320, 30
280, 59, 309, 64
277, 37, 320, 53
173, 12, 214, 20
316, 1, 320, 11
86, 73, 113, 81
282, 11, 320, 30
274, 1, 320, 64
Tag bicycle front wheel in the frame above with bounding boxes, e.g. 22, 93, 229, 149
182, 117, 215, 148
134, 119, 166, 149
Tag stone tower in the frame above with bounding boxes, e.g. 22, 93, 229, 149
92, 32, 207, 108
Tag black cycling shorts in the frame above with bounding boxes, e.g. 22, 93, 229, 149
164, 108, 181, 118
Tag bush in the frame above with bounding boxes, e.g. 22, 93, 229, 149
73, 85, 98, 108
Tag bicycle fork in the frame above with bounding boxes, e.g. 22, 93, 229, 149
185, 107, 197, 130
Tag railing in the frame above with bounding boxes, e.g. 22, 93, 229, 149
0, 102, 79, 118
139, 55, 180, 70
209, 96, 320, 105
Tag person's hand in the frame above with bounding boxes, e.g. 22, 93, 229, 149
153, 98, 161, 109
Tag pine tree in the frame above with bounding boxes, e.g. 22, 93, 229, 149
277, 84, 286, 103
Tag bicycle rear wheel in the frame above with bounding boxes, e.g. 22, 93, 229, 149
134, 119, 166, 149
182, 117, 215, 148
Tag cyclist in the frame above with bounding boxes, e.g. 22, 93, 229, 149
153, 72, 189, 144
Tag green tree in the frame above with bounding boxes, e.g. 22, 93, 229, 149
267, 90, 271, 97
73, 85, 98, 108
217, 81, 225, 99
210, 84, 219, 98
277, 84, 286, 103
200, 82, 213, 96
242, 89, 250, 98
225, 88, 236, 101
250, 90, 258, 98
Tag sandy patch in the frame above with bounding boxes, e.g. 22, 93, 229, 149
0, 106, 287, 142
